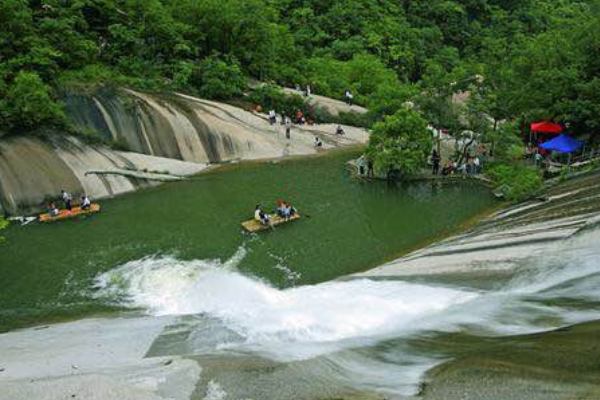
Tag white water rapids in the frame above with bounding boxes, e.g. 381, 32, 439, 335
88, 229, 600, 398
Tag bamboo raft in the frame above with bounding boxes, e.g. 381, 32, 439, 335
241, 214, 301, 233
39, 204, 101, 223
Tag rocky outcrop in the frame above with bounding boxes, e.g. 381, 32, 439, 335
64, 88, 368, 164
0, 137, 208, 216
282, 88, 368, 117
0, 88, 369, 215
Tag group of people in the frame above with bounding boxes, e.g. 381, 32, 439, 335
254, 200, 297, 225
356, 155, 375, 177
47, 190, 91, 216
266, 107, 346, 142
431, 150, 483, 176
525, 142, 545, 166
296, 84, 312, 97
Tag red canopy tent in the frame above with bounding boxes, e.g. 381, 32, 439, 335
531, 122, 562, 134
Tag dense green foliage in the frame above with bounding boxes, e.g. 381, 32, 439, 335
487, 164, 544, 201
248, 85, 308, 120
0, 71, 65, 135
366, 108, 431, 177
1, 0, 598, 139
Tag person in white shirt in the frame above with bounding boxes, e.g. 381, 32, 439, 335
254, 205, 270, 225
345, 90, 354, 106
81, 195, 92, 210
61, 190, 72, 210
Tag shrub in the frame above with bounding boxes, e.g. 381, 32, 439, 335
366, 108, 431, 177
491, 124, 526, 162
0, 71, 65, 134
192, 55, 247, 100
333, 111, 371, 128
248, 85, 309, 119
486, 164, 543, 201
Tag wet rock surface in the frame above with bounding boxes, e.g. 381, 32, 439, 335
358, 170, 600, 279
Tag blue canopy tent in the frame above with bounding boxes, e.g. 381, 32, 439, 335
540, 134, 583, 153
540, 134, 584, 167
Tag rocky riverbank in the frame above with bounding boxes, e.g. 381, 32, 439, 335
0, 89, 369, 216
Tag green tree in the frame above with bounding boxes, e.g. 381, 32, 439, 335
366, 107, 431, 178
192, 55, 247, 100
0, 71, 65, 134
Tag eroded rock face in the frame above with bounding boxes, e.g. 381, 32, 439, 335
63, 89, 368, 164
0, 89, 369, 215
0, 137, 208, 215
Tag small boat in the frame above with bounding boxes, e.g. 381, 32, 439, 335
39, 204, 101, 223
241, 214, 301, 233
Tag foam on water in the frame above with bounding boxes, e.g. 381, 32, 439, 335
93, 248, 477, 359
90, 229, 600, 396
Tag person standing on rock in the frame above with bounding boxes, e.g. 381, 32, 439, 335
268, 109, 277, 125
431, 150, 441, 175
345, 90, 354, 106
286, 117, 294, 139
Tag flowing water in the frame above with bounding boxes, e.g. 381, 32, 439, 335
87, 225, 600, 400
5, 150, 600, 399
0, 149, 495, 332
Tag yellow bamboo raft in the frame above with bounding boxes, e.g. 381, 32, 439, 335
241, 214, 301, 233
39, 204, 101, 223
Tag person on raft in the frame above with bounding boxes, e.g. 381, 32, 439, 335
61, 190, 73, 211
276, 200, 286, 217
81, 195, 92, 210
255, 205, 271, 225
275, 200, 297, 221
280, 202, 297, 220
48, 203, 60, 217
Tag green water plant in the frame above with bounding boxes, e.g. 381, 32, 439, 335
486, 164, 543, 202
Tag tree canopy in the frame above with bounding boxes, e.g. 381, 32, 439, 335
0, 0, 598, 140
366, 107, 431, 177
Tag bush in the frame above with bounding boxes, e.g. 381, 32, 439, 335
367, 83, 418, 121
248, 85, 309, 119
0, 71, 65, 135
366, 108, 431, 177
486, 164, 543, 201
333, 111, 371, 128
490, 123, 526, 162
192, 55, 247, 100
298, 54, 400, 105
56, 65, 142, 90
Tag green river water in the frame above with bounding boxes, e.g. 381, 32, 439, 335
0, 149, 496, 332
